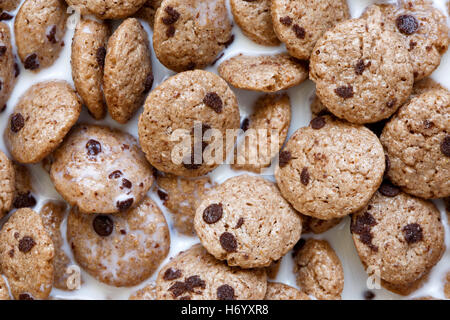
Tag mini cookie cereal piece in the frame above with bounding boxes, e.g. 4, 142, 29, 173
380, 89, 450, 199
39, 201, 73, 291
351, 190, 445, 295
129, 282, 157, 300
301, 214, 342, 234
1, 0, 20, 11
194, 175, 302, 268
15, 0, 67, 71
230, 0, 280, 46
50, 125, 154, 214
135, 0, 163, 28
293, 239, 344, 300
67, 197, 170, 287
271, 0, 350, 59
153, 0, 232, 72
104, 18, 152, 124
156, 244, 267, 300
0, 151, 15, 217
156, 173, 215, 235
232, 93, 291, 173
362, 1, 449, 81
266, 259, 281, 280
12, 162, 36, 209
275, 115, 385, 220
412, 78, 445, 97
218, 53, 308, 92
310, 6, 414, 124
0, 23, 16, 112
0, 208, 54, 300
5, 81, 82, 164
264, 282, 310, 300
66, 0, 147, 19
138, 70, 240, 177
0, 276, 11, 300
71, 19, 109, 120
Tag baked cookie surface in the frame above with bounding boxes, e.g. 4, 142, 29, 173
66, 0, 147, 19
0, 22, 16, 112
264, 282, 310, 300
0, 150, 15, 217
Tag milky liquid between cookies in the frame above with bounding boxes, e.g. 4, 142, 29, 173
0, 0, 449, 300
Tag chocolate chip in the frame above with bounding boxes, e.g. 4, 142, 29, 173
402, 223, 423, 244
120, 229, 126, 235
144, 73, 153, 93
93, 215, 114, 237
86, 139, 102, 157
10, 113, 24, 133
220, 232, 237, 252
300, 167, 310, 186
423, 120, 434, 129
203, 203, 223, 224
0, 12, 13, 21
279, 150, 292, 168
396, 14, 419, 35
292, 24, 305, 39
18, 236, 36, 253
386, 98, 397, 108
355, 59, 366, 75
217, 284, 235, 300
379, 181, 400, 197
46, 25, 57, 43
108, 170, 123, 179
18, 293, 34, 300
364, 290, 375, 300
234, 217, 244, 229
441, 135, 450, 157
241, 118, 250, 132
157, 189, 168, 201
182, 152, 201, 170
179, 295, 191, 300
310, 116, 326, 129
166, 25, 176, 37
185, 275, 206, 291
409, 40, 417, 51
162, 6, 180, 25
163, 268, 182, 281
13, 192, 36, 208
279, 16, 292, 26
168, 281, 188, 298
8, 249, 14, 258
96, 47, 106, 68
24, 53, 39, 70
351, 212, 378, 251
335, 85, 354, 99
0, 45, 6, 56
203, 92, 223, 113
122, 178, 132, 189
116, 198, 134, 211
14, 62, 20, 77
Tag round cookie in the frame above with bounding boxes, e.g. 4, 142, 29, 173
271, 0, 350, 60
1, 0, 20, 11
0, 22, 16, 112
351, 188, 445, 294
5, 81, 81, 164
0, 150, 15, 217
264, 282, 310, 300
15, 0, 68, 71
156, 244, 267, 300
194, 175, 302, 268
362, 1, 449, 81
153, 0, 232, 72
135, 0, 163, 28
104, 18, 152, 124
293, 239, 344, 300
275, 115, 385, 220
310, 6, 414, 124
67, 196, 170, 287
0, 276, 11, 300
218, 53, 309, 93
0, 208, 54, 300
50, 125, 153, 214
66, 0, 147, 19
12, 162, 35, 210
138, 70, 240, 177
71, 19, 109, 120
129, 282, 157, 300
380, 89, 450, 199
230, 0, 280, 46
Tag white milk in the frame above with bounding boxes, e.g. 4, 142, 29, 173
0, 0, 449, 300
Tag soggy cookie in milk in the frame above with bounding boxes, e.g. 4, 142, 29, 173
156, 244, 267, 300
14, 0, 67, 71
5, 81, 81, 164
50, 125, 154, 214
67, 197, 170, 287
153, 0, 232, 72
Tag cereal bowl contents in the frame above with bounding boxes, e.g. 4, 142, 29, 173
0, 0, 449, 301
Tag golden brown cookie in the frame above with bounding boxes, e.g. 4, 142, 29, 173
1, 0, 20, 11
0, 22, 16, 112
129, 282, 157, 300
264, 282, 310, 300
66, 0, 147, 19
0, 151, 15, 217
135, 0, 163, 28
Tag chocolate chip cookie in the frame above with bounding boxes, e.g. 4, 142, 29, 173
264, 282, 310, 300
0, 22, 16, 113
0, 150, 15, 217
66, 0, 147, 19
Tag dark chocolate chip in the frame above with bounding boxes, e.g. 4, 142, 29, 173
46, 25, 57, 43
163, 268, 182, 281
364, 290, 375, 300
96, 47, 106, 69
120, 229, 126, 235
157, 189, 168, 201
0, 12, 13, 21
241, 118, 250, 132
423, 120, 434, 129
0, 45, 6, 56
8, 249, 14, 258
351, 212, 378, 251
18, 293, 34, 300
86, 139, 102, 157
93, 215, 114, 237
300, 167, 310, 186
219, 232, 237, 252
18, 236, 36, 253
355, 59, 366, 75
108, 170, 123, 179
310, 116, 326, 129
10, 113, 25, 133
185, 275, 206, 291
116, 198, 134, 211
402, 223, 423, 244
234, 217, 244, 229
386, 98, 397, 108
441, 135, 450, 157
379, 181, 400, 197
217, 284, 235, 300
168, 281, 188, 298
179, 295, 191, 300
144, 73, 154, 93
335, 85, 354, 99
203, 203, 223, 224
13, 192, 36, 208
278, 150, 292, 168
162, 6, 180, 25
279, 16, 292, 26
203, 92, 223, 113
24, 53, 39, 70
166, 25, 176, 37
292, 24, 305, 39
122, 178, 132, 189
396, 14, 419, 35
